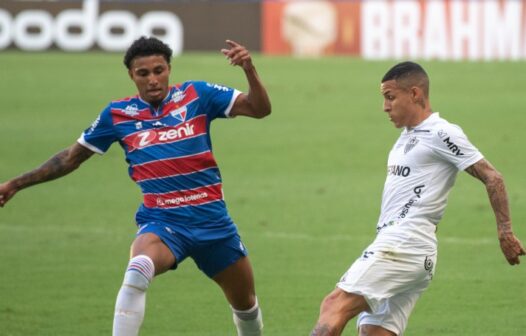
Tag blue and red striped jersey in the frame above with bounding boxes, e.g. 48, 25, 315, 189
78, 81, 241, 227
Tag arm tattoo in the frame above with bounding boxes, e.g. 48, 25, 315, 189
466, 159, 512, 234
464, 164, 484, 182
311, 323, 335, 336
14, 145, 93, 190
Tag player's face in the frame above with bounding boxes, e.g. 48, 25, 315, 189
381, 80, 419, 128
129, 55, 171, 106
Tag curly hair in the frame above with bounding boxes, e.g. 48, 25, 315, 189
123, 36, 173, 69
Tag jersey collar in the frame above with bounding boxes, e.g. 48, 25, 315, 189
405, 112, 439, 134
137, 87, 176, 117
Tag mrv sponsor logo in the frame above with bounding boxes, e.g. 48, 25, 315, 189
0, 0, 183, 52
442, 137, 464, 156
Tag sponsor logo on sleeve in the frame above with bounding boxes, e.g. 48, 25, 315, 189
206, 83, 230, 92
442, 137, 464, 156
87, 116, 101, 135
438, 129, 464, 156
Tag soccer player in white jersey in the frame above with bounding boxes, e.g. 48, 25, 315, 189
311, 61, 525, 336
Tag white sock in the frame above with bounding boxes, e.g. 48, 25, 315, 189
113, 255, 155, 336
232, 298, 263, 336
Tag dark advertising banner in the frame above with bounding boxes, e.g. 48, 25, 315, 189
0, 0, 261, 53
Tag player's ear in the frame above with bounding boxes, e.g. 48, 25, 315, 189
410, 86, 422, 102
411, 86, 426, 108
128, 68, 134, 80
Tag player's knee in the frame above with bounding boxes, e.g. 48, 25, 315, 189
232, 297, 263, 335
122, 255, 155, 291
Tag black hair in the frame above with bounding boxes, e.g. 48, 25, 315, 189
382, 61, 429, 96
123, 36, 173, 69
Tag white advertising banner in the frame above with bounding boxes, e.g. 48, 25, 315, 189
263, 0, 526, 60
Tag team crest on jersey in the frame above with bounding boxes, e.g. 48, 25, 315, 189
124, 104, 140, 116
404, 136, 419, 154
170, 106, 187, 122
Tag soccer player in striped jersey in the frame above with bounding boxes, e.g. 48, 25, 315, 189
311, 62, 524, 336
0, 37, 270, 336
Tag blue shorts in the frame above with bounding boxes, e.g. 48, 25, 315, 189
136, 221, 248, 278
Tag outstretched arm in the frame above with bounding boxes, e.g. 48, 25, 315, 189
221, 40, 271, 119
465, 158, 525, 265
0, 142, 95, 207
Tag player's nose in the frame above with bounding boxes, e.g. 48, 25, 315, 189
147, 74, 159, 86
383, 101, 391, 112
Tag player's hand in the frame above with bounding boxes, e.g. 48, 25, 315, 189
0, 181, 18, 207
499, 232, 526, 265
221, 40, 254, 71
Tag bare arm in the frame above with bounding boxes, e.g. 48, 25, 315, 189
221, 40, 271, 119
0, 142, 94, 207
465, 158, 525, 265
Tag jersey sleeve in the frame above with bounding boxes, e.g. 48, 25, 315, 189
431, 123, 484, 171
77, 105, 118, 154
193, 81, 241, 120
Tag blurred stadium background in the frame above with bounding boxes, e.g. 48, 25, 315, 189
1, 0, 525, 335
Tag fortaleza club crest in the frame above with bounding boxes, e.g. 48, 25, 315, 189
404, 136, 419, 154
170, 106, 187, 122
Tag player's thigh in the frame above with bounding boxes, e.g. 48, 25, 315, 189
212, 256, 256, 310
357, 289, 422, 336
320, 288, 370, 321
131, 232, 176, 275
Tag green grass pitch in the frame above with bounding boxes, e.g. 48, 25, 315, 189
0, 52, 525, 335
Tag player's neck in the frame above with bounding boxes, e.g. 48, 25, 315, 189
407, 109, 433, 129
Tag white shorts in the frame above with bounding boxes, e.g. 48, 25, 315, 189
337, 238, 436, 335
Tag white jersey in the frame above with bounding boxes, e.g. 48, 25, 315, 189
376, 113, 484, 249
